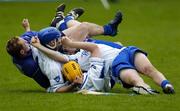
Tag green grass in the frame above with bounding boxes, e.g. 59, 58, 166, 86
0, 0, 180, 111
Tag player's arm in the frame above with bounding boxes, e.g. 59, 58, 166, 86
47, 82, 77, 93
31, 37, 68, 63
61, 37, 101, 57
55, 83, 77, 93
22, 19, 31, 32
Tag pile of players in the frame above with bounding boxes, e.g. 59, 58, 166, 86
6, 4, 175, 95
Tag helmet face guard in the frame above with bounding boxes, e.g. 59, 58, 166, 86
45, 39, 58, 50
38, 27, 62, 49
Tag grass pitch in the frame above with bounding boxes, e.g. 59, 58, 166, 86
0, 0, 180, 111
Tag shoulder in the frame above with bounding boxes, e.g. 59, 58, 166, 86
20, 31, 38, 43
13, 55, 39, 77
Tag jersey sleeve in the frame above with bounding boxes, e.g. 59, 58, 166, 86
65, 50, 91, 71
20, 31, 38, 43
31, 47, 68, 93
30, 46, 39, 60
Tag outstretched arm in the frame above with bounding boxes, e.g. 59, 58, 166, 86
61, 37, 101, 57
22, 19, 31, 32
31, 37, 68, 63
55, 83, 77, 93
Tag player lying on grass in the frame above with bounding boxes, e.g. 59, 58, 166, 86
31, 36, 109, 92
29, 9, 122, 92
6, 4, 122, 90
32, 32, 175, 94
5, 5, 85, 89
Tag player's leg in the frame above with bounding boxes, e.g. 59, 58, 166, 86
112, 47, 159, 94
77, 22, 104, 36
120, 69, 150, 89
65, 19, 81, 28
50, 3, 66, 27
56, 7, 85, 30
50, 3, 84, 28
50, 4, 122, 38
62, 23, 89, 41
62, 11, 123, 41
78, 10, 122, 36
61, 21, 104, 41
62, 21, 105, 41
134, 53, 166, 85
75, 11, 123, 37
119, 69, 158, 94
66, 7, 84, 27
134, 52, 175, 94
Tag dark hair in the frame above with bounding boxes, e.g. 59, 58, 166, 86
6, 37, 23, 58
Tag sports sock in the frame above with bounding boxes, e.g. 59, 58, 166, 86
56, 16, 74, 31
103, 25, 113, 35
161, 80, 170, 88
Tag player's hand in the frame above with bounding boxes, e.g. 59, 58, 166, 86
61, 37, 72, 47
22, 18, 30, 31
31, 36, 41, 47
22, 19, 29, 28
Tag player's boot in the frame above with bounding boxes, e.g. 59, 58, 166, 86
132, 86, 159, 95
103, 11, 123, 36
163, 84, 175, 94
56, 3, 66, 16
67, 8, 84, 19
108, 11, 123, 36
50, 3, 66, 27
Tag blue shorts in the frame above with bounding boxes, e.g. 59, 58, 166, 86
112, 46, 147, 77
112, 46, 147, 88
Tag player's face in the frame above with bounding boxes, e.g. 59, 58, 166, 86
56, 37, 77, 54
18, 38, 30, 56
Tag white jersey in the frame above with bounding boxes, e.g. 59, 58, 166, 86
30, 44, 124, 93
31, 46, 107, 92
65, 44, 124, 72
62, 44, 126, 91
31, 46, 68, 92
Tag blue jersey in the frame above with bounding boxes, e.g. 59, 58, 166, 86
20, 31, 38, 43
12, 31, 50, 89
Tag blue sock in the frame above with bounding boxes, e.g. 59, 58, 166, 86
103, 25, 113, 35
65, 15, 75, 20
57, 16, 74, 31
161, 80, 170, 88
